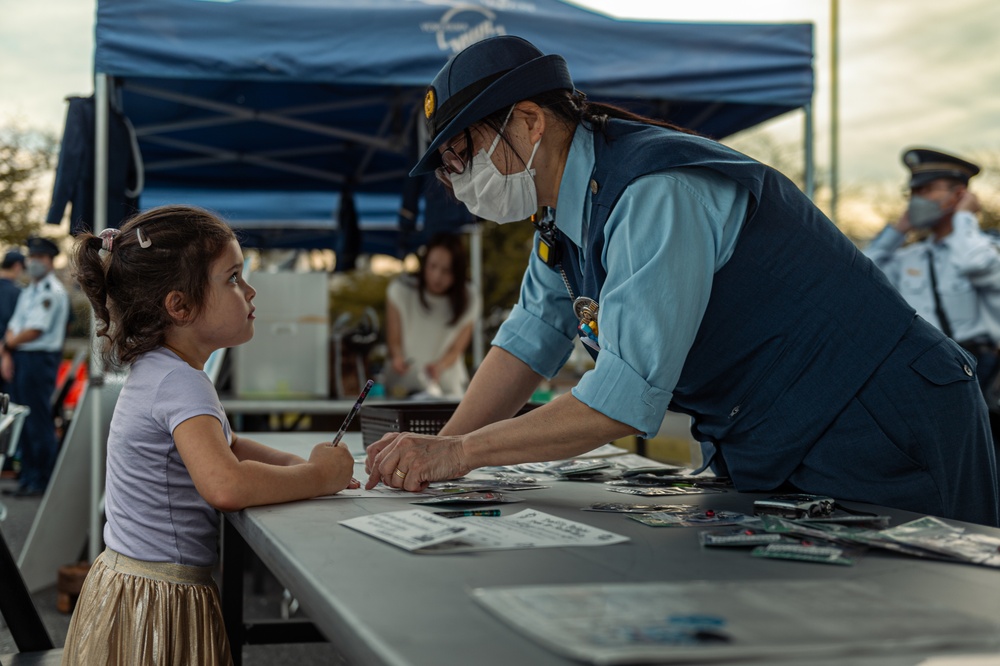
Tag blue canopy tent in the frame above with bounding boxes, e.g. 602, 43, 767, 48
76, 0, 814, 254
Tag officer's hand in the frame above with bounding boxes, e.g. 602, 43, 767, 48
893, 210, 913, 234
957, 191, 981, 214
0, 353, 13, 383
364, 431, 468, 492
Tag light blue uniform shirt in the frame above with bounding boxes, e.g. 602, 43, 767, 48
6, 271, 69, 352
863, 211, 1000, 343
493, 126, 750, 436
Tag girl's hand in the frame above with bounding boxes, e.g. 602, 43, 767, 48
307, 442, 357, 495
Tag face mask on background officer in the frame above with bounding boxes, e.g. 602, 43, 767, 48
907, 179, 965, 230
25, 257, 50, 281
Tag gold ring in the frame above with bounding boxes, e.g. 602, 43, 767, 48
393, 469, 407, 479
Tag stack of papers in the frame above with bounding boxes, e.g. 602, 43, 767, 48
762, 515, 1000, 568
340, 508, 629, 554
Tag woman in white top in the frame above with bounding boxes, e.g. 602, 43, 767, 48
386, 233, 480, 398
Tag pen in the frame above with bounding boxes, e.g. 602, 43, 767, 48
433, 509, 502, 518
328, 379, 375, 447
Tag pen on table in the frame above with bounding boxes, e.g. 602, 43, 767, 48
434, 509, 502, 518
328, 379, 375, 447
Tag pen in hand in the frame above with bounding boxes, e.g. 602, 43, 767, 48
328, 379, 375, 448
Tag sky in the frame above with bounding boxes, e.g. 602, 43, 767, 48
1, 0, 999, 187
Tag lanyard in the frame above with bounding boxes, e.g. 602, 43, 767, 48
533, 207, 600, 351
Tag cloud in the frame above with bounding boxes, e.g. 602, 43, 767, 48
0, 0, 96, 130
3, 0, 998, 186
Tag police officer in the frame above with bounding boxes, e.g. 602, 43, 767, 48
864, 149, 1000, 405
364, 36, 999, 526
1, 237, 69, 497
0, 250, 25, 396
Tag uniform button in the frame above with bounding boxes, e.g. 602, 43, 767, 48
590, 179, 599, 194
963, 364, 974, 377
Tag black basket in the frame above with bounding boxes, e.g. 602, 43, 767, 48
359, 401, 538, 448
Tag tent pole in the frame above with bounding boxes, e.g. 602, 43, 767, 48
829, 0, 840, 223
804, 102, 815, 200
89, 73, 111, 563
470, 224, 484, 369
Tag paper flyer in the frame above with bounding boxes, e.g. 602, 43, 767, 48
340, 508, 629, 553
471, 580, 1000, 664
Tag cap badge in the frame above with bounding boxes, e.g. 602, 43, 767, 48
424, 88, 437, 120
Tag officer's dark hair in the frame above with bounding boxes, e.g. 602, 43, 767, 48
414, 232, 469, 326
462, 89, 695, 173
73, 205, 236, 367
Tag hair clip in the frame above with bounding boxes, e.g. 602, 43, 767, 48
136, 228, 152, 248
99, 228, 121, 253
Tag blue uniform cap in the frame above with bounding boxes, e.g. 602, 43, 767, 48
903, 147, 980, 189
410, 35, 574, 176
26, 236, 60, 257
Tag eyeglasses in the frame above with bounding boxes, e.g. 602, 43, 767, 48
435, 129, 474, 184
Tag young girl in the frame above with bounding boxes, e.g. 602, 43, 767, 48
63, 205, 357, 665
385, 232, 480, 398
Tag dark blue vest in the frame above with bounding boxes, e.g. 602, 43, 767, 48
555, 120, 918, 489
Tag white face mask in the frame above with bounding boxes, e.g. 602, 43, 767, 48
449, 107, 540, 224
26, 258, 48, 280
907, 195, 948, 230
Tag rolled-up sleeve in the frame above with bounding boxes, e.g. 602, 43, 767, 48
573, 170, 747, 437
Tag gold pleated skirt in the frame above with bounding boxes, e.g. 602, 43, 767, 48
61, 548, 233, 666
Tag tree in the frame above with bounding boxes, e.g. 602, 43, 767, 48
0, 124, 57, 246
479, 218, 535, 339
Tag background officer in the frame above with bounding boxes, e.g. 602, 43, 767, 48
864, 148, 1000, 412
1, 237, 69, 497
0, 250, 25, 396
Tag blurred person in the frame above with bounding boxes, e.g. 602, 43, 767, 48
63, 206, 359, 665
365, 36, 999, 526
0, 249, 25, 397
0, 238, 69, 498
863, 149, 1000, 419
385, 232, 480, 398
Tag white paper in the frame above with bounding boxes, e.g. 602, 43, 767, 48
340, 508, 629, 553
576, 443, 630, 458
608, 454, 686, 472
314, 487, 432, 499
472, 580, 1000, 665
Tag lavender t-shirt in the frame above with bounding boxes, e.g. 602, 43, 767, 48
103, 347, 232, 567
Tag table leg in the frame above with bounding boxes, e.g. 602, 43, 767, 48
221, 517, 246, 666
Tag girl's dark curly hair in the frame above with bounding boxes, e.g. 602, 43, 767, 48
73, 205, 236, 367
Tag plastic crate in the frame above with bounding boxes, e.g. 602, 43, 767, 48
359, 401, 538, 448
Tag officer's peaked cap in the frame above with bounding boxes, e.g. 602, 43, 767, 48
902, 147, 980, 188
411, 35, 574, 176
26, 236, 60, 257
